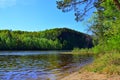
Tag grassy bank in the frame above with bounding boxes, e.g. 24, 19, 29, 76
84, 53, 120, 75
72, 48, 120, 75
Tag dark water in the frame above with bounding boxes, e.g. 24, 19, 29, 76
0, 51, 93, 80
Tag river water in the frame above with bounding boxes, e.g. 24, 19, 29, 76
0, 51, 93, 80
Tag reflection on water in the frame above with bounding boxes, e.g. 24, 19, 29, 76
0, 51, 93, 80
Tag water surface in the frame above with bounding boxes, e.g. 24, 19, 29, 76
0, 51, 93, 80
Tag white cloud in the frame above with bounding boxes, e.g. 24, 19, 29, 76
0, 0, 37, 8
0, 0, 17, 8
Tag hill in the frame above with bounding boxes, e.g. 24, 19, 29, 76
0, 28, 93, 50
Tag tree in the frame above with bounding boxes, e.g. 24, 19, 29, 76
114, 0, 120, 10
57, 0, 120, 21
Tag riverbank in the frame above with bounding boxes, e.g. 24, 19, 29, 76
60, 71, 120, 80
60, 51, 120, 80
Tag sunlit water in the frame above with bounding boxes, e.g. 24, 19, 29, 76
0, 51, 93, 80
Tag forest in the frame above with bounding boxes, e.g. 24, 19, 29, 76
0, 28, 93, 50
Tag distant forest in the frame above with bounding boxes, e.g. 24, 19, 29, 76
0, 28, 93, 50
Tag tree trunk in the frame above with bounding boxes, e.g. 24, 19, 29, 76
113, 0, 120, 10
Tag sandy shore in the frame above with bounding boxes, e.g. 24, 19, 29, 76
60, 71, 120, 80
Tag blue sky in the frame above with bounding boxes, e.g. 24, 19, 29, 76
0, 0, 93, 33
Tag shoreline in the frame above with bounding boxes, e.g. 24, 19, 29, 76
60, 71, 120, 80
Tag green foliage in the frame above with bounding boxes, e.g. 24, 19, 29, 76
0, 28, 93, 50
85, 0, 120, 54
79, 0, 120, 75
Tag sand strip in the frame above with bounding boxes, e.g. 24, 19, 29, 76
60, 71, 120, 80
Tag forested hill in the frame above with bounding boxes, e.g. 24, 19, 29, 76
0, 28, 93, 50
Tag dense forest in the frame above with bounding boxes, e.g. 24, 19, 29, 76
0, 28, 93, 50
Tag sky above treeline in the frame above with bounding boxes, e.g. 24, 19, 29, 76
0, 0, 94, 33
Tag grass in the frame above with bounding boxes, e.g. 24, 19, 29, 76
83, 53, 120, 75
72, 48, 94, 56
72, 48, 120, 75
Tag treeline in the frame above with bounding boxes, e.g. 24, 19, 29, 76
0, 28, 93, 50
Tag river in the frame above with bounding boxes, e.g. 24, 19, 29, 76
0, 51, 93, 80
